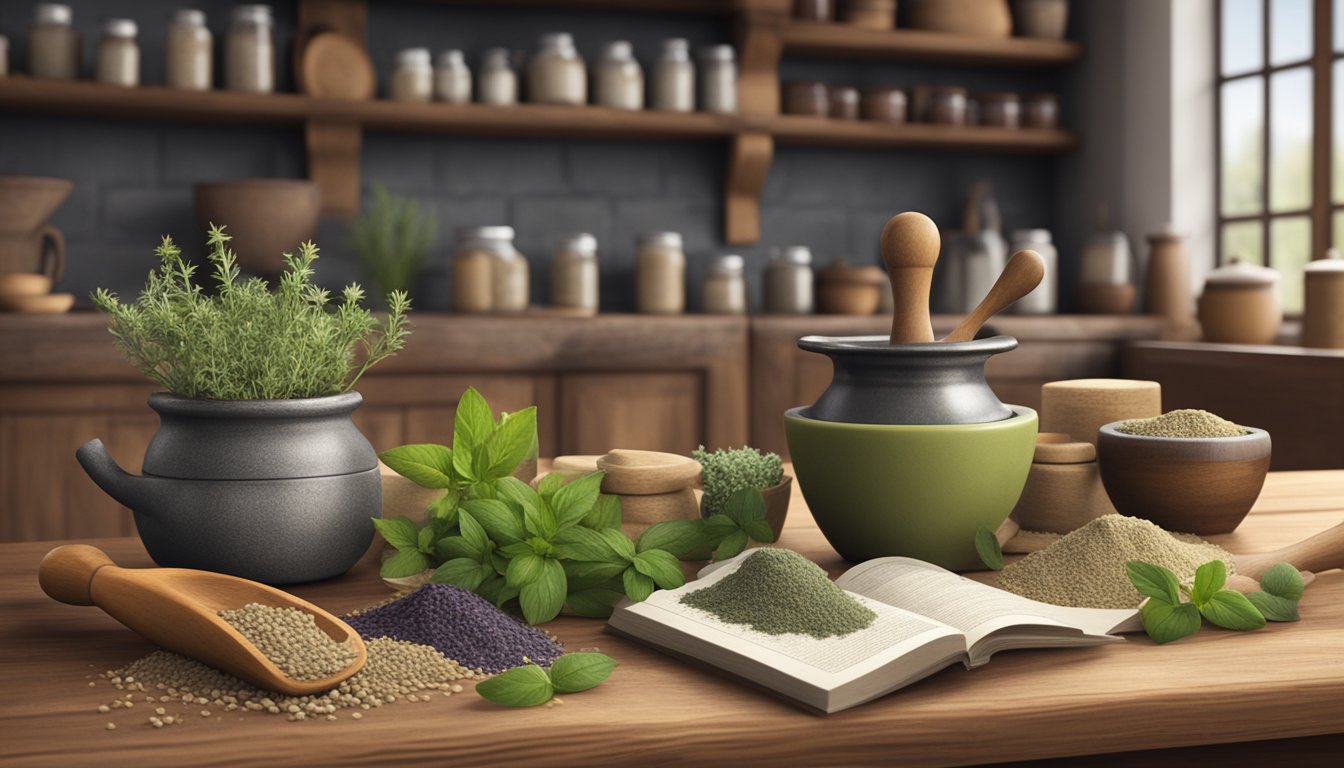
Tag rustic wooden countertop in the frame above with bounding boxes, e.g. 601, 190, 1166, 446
2, 470, 1340, 767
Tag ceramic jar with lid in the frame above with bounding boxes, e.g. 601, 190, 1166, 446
452, 227, 496, 314
490, 228, 530, 313
980, 92, 1020, 128
765, 246, 814, 314
166, 9, 212, 91
861, 87, 907, 123
1075, 231, 1136, 314
637, 232, 686, 314
479, 48, 517, 105
1304, 249, 1344, 348
1024, 93, 1059, 129
698, 45, 738, 114
551, 233, 599, 315
816, 260, 885, 315
840, 0, 897, 29
529, 33, 586, 106
703, 254, 747, 315
1014, 0, 1070, 39
595, 41, 643, 111
29, 3, 80, 80
783, 81, 829, 117
434, 50, 472, 103
829, 86, 860, 120
226, 4, 275, 93
795, 0, 835, 21
652, 39, 694, 112
1010, 229, 1057, 314
1198, 259, 1281, 344
930, 87, 968, 126
96, 19, 139, 87
1144, 226, 1196, 334
390, 48, 432, 102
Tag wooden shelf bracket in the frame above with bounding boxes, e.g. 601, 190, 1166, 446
725, 131, 773, 244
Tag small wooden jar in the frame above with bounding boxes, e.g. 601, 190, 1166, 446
816, 261, 886, 315
1303, 249, 1344, 349
861, 86, 907, 123
1011, 433, 1116, 534
1198, 258, 1281, 345
839, 0, 896, 29
783, 80, 829, 116
1039, 378, 1162, 447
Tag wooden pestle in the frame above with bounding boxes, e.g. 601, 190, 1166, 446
943, 249, 1046, 343
38, 545, 366, 695
1235, 520, 1344, 579
880, 211, 942, 344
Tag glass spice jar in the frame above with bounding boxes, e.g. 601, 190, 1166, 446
528, 32, 586, 106
930, 86, 968, 126
28, 3, 80, 81
764, 245, 814, 315
551, 233, 599, 314
0, 34, 8, 76
390, 48, 432, 102
226, 4, 274, 93
980, 92, 1021, 128
703, 255, 747, 315
698, 45, 738, 114
1010, 229, 1058, 314
434, 49, 471, 103
595, 40, 643, 111
166, 9, 212, 91
452, 227, 497, 314
1024, 93, 1059, 129
652, 38, 694, 113
96, 19, 140, 87
479, 47, 517, 106
860, 86, 906, 123
783, 81, 828, 117
637, 232, 686, 315
829, 85, 859, 120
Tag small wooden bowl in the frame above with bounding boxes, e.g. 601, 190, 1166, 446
4, 292, 73, 313
1096, 421, 1271, 534
0, 273, 53, 309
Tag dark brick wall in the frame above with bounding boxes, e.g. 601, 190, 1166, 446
0, 0, 1072, 312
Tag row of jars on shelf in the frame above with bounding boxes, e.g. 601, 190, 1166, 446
783, 80, 1060, 129
450, 227, 819, 316
389, 35, 737, 112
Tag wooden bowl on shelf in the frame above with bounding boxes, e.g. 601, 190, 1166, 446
194, 179, 321, 276
1096, 421, 1271, 535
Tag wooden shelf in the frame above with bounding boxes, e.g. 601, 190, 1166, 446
768, 115, 1078, 152
780, 21, 1083, 67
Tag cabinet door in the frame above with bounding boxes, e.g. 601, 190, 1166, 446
558, 373, 703, 455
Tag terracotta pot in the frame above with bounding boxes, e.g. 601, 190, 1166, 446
816, 261, 885, 314
1074, 283, 1136, 315
1197, 260, 1281, 345
0, 176, 71, 279
761, 476, 793, 541
905, 0, 1012, 38
1012, 0, 1068, 39
194, 179, 321, 276
1303, 253, 1344, 349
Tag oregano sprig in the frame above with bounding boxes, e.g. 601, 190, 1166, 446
476, 653, 618, 708
1125, 559, 1286, 644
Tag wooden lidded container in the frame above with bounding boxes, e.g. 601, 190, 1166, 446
1144, 226, 1194, 320
815, 260, 886, 315
1303, 248, 1344, 349
1198, 258, 1281, 345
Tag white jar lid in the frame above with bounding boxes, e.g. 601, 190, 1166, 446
539, 32, 575, 51
662, 38, 690, 58
560, 233, 598, 256
711, 254, 745, 273
481, 47, 512, 68
397, 48, 432, 69
35, 3, 73, 26
1305, 248, 1344, 272
173, 9, 207, 27
232, 4, 273, 25
459, 225, 515, 241
1011, 229, 1052, 244
1205, 257, 1281, 286
698, 44, 735, 62
602, 40, 634, 61
438, 49, 466, 68
770, 245, 813, 265
640, 231, 683, 248
102, 18, 138, 38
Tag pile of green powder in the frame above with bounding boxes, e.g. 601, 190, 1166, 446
680, 549, 876, 639
997, 515, 1233, 609
1117, 409, 1247, 438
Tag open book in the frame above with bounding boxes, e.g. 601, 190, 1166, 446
608, 550, 1140, 714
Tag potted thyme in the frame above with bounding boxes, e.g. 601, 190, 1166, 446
693, 445, 791, 540
77, 225, 411, 584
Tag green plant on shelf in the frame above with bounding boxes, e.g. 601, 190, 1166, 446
347, 183, 437, 303
90, 224, 410, 400
693, 444, 784, 517
376, 387, 777, 625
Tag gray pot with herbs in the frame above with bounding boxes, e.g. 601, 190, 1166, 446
77, 226, 411, 584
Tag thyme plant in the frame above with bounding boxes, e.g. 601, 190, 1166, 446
347, 184, 437, 301
91, 225, 411, 400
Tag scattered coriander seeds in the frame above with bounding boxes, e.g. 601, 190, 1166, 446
105, 722, 115, 731
218, 603, 358, 681
1116, 409, 1247, 438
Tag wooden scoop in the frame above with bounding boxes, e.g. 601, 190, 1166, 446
39, 545, 366, 695
942, 249, 1046, 342
880, 211, 942, 344
1234, 520, 1344, 579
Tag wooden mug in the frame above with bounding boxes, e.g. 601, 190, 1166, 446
0, 224, 65, 282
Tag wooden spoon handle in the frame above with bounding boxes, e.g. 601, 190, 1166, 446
38, 545, 116, 606
1237, 520, 1344, 579
880, 212, 941, 344
943, 249, 1046, 343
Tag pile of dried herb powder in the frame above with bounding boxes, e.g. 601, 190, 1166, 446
219, 603, 358, 681
99, 636, 475, 725
997, 515, 1233, 609
1116, 409, 1247, 438
343, 584, 564, 674
680, 549, 876, 639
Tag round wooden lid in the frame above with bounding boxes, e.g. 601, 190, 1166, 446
301, 33, 376, 100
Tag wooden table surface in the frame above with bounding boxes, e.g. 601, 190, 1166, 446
2, 471, 1343, 768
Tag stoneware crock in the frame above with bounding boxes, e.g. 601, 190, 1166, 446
77, 392, 379, 584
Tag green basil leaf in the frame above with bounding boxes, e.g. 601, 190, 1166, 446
547, 652, 618, 694
378, 444, 455, 489
479, 575, 520, 609
563, 560, 629, 591
637, 519, 707, 558
623, 567, 655, 603
1246, 591, 1300, 622
430, 557, 487, 590
521, 502, 545, 538
486, 407, 538, 479
702, 513, 738, 541
1126, 561, 1182, 605
582, 494, 623, 531
551, 525, 621, 563
1260, 563, 1305, 601
518, 558, 566, 624
565, 588, 624, 618
452, 386, 494, 460
1138, 598, 1202, 644
599, 528, 637, 562
426, 494, 459, 526
714, 529, 750, 561
551, 471, 604, 530
380, 548, 431, 579
1191, 559, 1228, 606
974, 525, 1004, 571
1199, 589, 1267, 631
458, 509, 490, 553
434, 535, 477, 562
463, 498, 525, 545
538, 502, 559, 539
494, 477, 539, 516
500, 541, 533, 558
721, 487, 766, 531
475, 664, 553, 707
506, 553, 547, 588
632, 549, 685, 590
744, 518, 776, 544
371, 516, 420, 552
537, 470, 568, 499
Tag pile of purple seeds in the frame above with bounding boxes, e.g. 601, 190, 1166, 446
344, 584, 564, 674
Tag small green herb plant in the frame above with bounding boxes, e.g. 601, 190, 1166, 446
974, 525, 1004, 571
91, 225, 410, 400
347, 184, 437, 302
693, 445, 784, 516
476, 652, 618, 708
1125, 559, 1304, 644
375, 387, 777, 624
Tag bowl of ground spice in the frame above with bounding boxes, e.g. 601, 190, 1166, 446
1097, 409, 1271, 535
